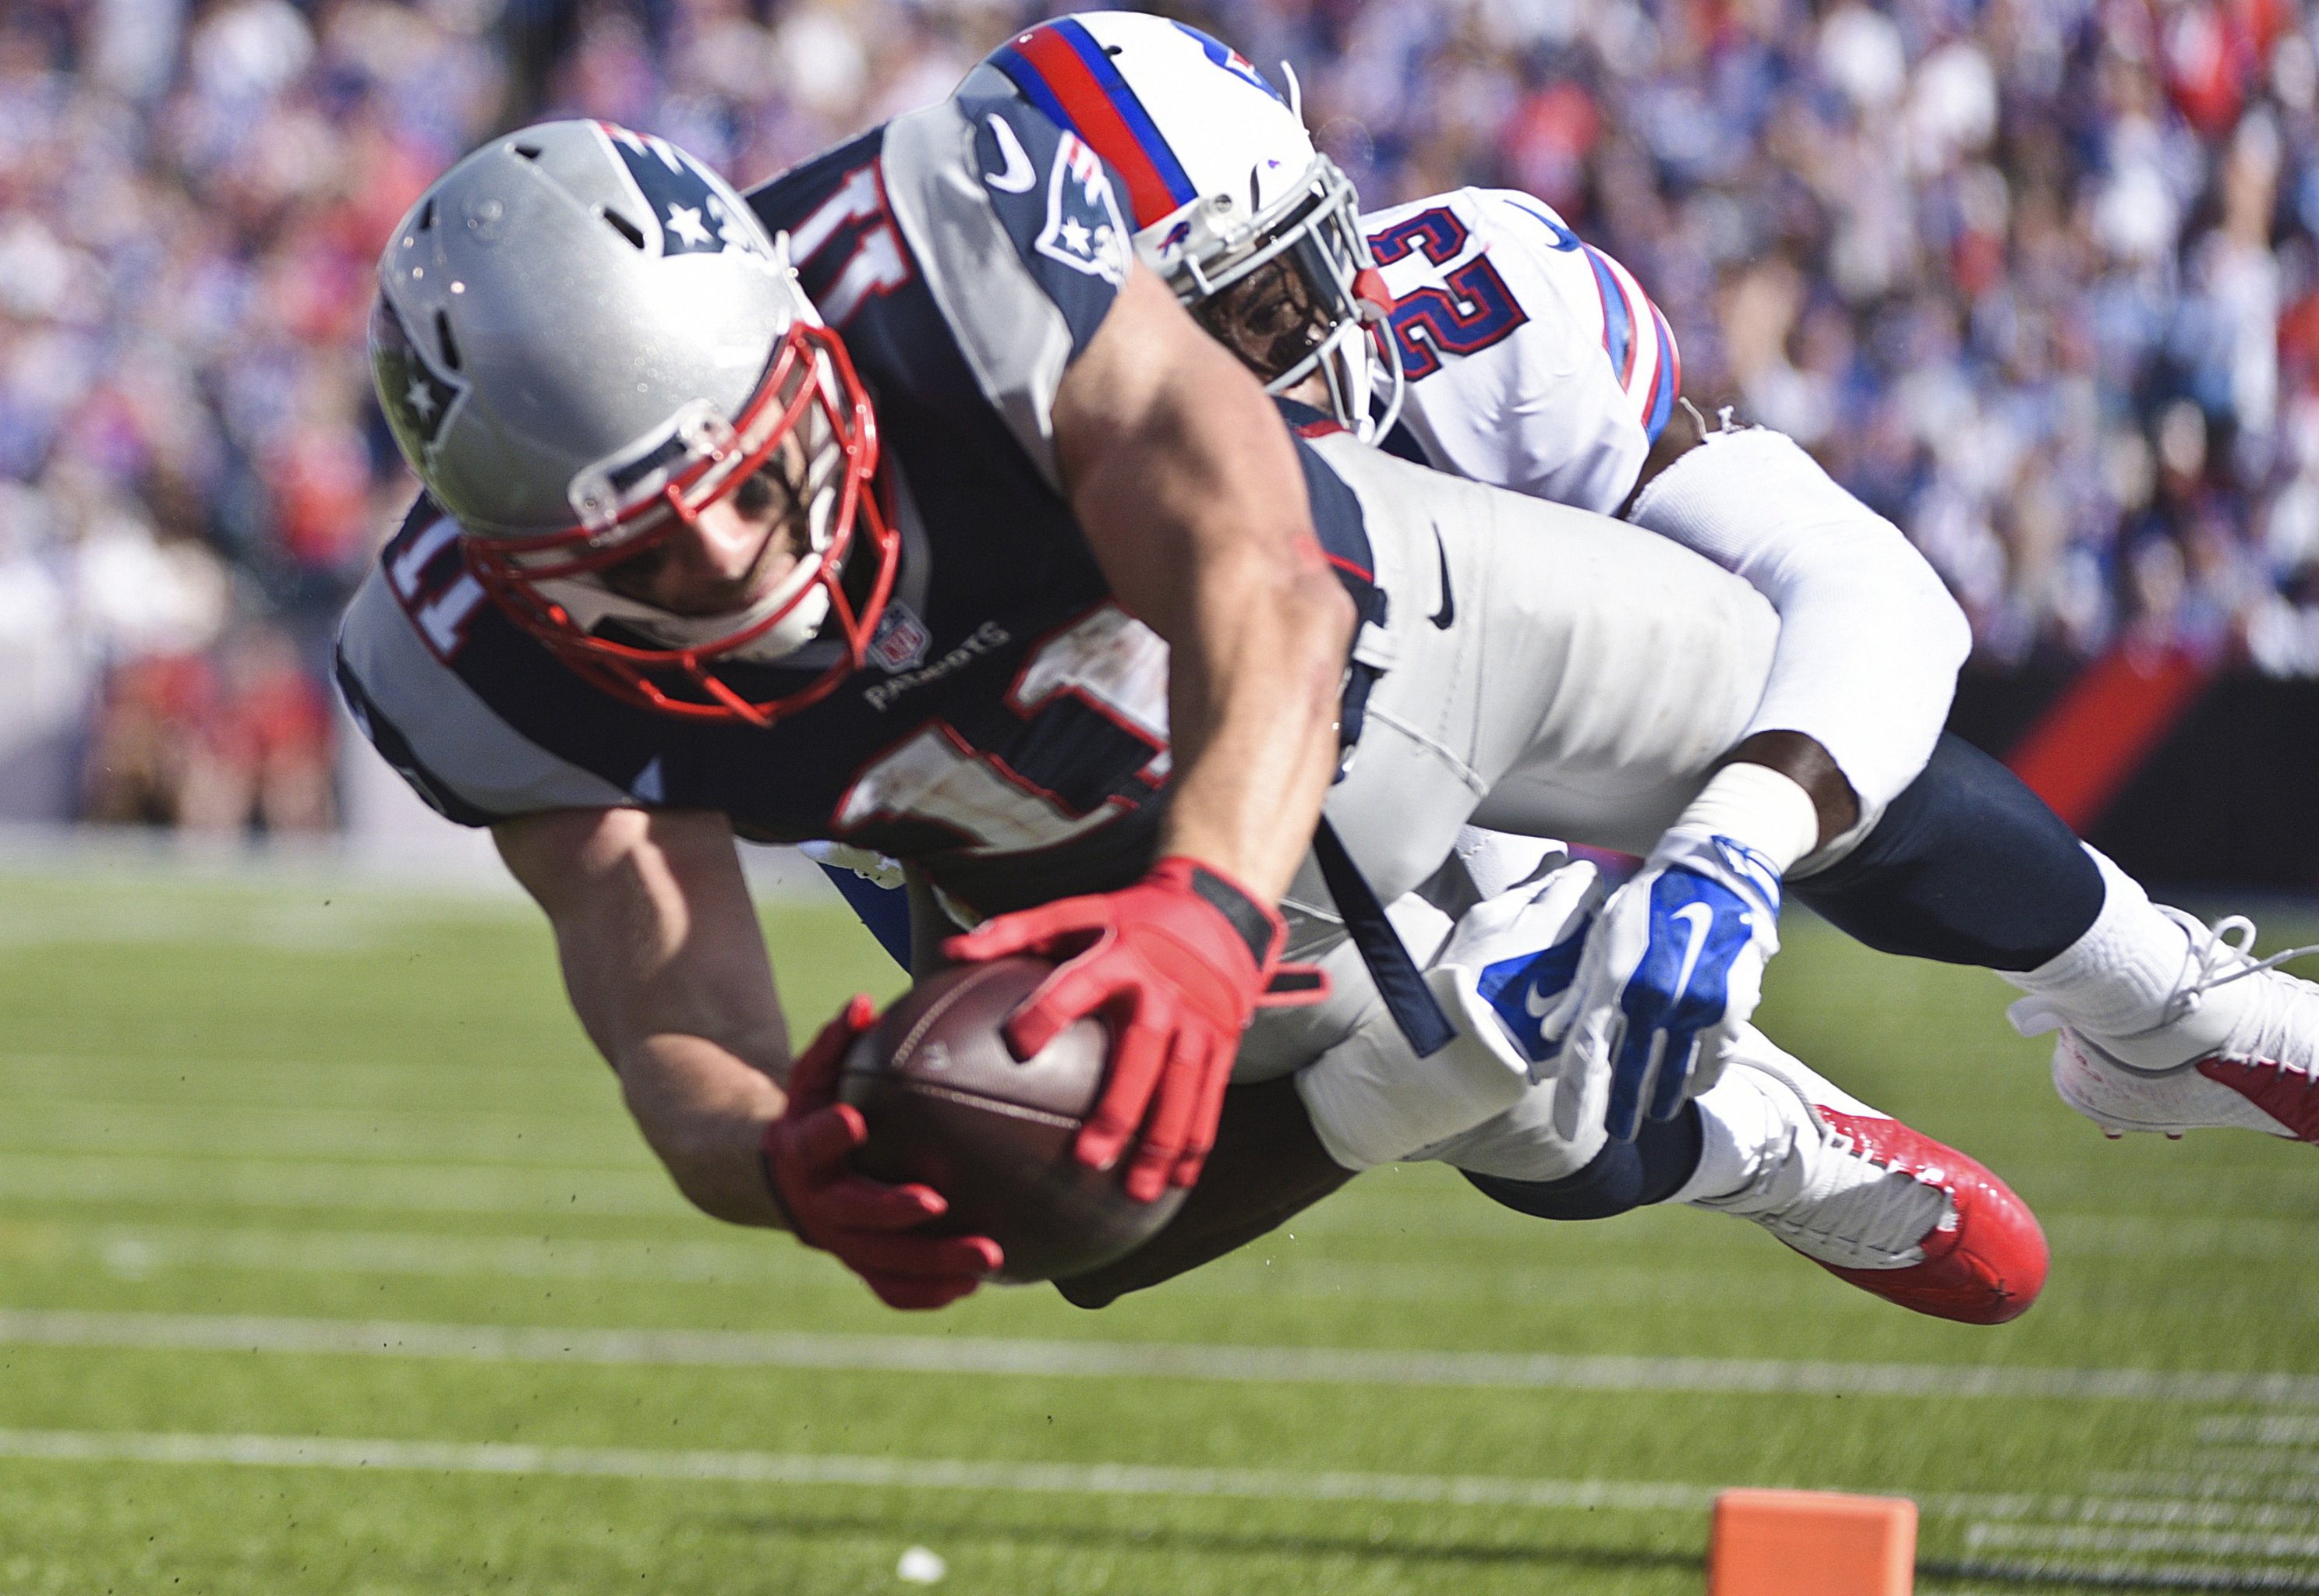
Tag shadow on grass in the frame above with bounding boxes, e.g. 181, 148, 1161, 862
713, 1503, 1704, 1577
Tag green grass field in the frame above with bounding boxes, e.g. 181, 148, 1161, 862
2, 856, 2316, 1594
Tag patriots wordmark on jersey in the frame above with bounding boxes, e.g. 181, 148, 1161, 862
338, 87, 1380, 922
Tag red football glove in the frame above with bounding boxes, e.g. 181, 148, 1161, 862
942, 856, 1288, 1202
761, 994, 1003, 1310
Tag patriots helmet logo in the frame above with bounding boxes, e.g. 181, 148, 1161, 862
600, 124, 767, 260
1036, 132, 1129, 285
369, 297, 466, 463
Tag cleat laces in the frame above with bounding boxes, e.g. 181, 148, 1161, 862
2154, 909, 2319, 1029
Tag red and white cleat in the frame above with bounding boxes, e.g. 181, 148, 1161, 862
1683, 1040, 2048, 1326
2025, 912, 2319, 1144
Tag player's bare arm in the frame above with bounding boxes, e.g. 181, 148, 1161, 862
1051, 264, 1356, 898
945, 264, 1356, 1202
493, 805, 789, 1226
1622, 402, 1858, 846
496, 804, 999, 1308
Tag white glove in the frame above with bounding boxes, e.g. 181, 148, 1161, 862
1543, 763, 1818, 1142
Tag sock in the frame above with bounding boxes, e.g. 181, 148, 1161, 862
1670, 1065, 1789, 1206
1459, 1103, 1704, 1220
1999, 847, 2193, 1037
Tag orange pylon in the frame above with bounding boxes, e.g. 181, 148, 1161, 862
1706, 1488, 1917, 1596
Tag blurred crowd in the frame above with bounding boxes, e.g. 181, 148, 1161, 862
5, 0, 2319, 832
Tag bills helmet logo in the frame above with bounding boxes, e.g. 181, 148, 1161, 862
369, 298, 466, 463
599, 124, 767, 260
1175, 23, 1282, 101
1036, 132, 1129, 285
867, 602, 931, 673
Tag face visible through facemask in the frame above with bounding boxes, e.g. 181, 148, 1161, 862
1193, 253, 1331, 386
596, 433, 815, 618
547, 410, 847, 666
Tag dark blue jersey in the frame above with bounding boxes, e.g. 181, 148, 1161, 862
338, 83, 1377, 917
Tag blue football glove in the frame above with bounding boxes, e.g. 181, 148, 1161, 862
1543, 831, 1782, 1142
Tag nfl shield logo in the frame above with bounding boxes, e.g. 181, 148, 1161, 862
868, 603, 931, 673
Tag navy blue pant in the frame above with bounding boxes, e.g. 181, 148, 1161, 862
1468, 732, 2102, 1221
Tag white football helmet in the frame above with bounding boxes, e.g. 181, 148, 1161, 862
976, 12, 1402, 438
369, 120, 897, 726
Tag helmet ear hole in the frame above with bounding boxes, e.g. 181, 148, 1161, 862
416, 197, 437, 232
599, 209, 647, 250
433, 312, 462, 373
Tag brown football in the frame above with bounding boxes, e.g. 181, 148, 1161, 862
837, 956, 1187, 1284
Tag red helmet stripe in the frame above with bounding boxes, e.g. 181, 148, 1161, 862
1003, 24, 1182, 227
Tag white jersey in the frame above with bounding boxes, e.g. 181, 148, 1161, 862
1361, 187, 1967, 822
1364, 187, 1677, 517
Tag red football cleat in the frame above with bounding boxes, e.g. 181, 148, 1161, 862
1684, 1042, 2049, 1326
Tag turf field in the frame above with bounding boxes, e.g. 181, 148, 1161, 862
1, 855, 2316, 1594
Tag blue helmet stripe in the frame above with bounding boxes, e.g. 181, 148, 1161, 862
1047, 17, 1197, 210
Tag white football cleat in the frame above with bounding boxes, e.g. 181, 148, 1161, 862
1684, 1042, 2047, 1325
2023, 910, 2319, 1143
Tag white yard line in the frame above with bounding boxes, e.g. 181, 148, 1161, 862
2088, 1471, 2319, 1505
0, 1426, 1717, 1514
49, 1222, 1806, 1308
2147, 1446, 2319, 1479
1928, 1557, 2319, 1592
1967, 1521, 2319, 1559
2, 1306, 2317, 1408
0, 1156, 680, 1218
0, 1421, 2301, 1564
2204, 1415, 2319, 1446
81, 1227, 793, 1287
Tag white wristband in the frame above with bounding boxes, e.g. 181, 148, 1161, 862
1670, 761, 1819, 877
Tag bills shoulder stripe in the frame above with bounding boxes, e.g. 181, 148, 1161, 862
991, 20, 1194, 227
1596, 248, 1661, 403
1581, 244, 1635, 389
1644, 303, 1681, 442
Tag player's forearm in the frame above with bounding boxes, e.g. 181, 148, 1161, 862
1628, 420, 1967, 819
613, 1033, 788, 1228
1056, 278, 1355, 898
495, 806, 797, 1227
1155, 556, 1350, 897
1722, 731, 1858, 853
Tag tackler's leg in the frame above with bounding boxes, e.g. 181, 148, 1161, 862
1795, 734, 2319, 1145
1443, 1033, 2048, 1326
1788, 733, 2102, 970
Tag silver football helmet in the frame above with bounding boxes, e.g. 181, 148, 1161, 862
369, 119, 896, 726
978, 12, 1402, 437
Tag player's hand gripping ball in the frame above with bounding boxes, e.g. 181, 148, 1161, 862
760, 997, 1004, 1311
941, 858, 1292, 1201
838, 958, 1192, 1284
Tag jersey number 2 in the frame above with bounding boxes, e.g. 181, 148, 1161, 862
1370, 208, 1529, 381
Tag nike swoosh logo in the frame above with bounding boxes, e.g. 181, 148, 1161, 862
1669, 902, 1716, 1001
984, 117, 1036, 193
1428, 527, 1455, 628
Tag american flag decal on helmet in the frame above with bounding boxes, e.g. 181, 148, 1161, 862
599, 124, 765, 260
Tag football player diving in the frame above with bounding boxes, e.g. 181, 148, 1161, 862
331, 42, 2137, 1326
788, 12, 2319, 1312
910, 12, 2319, 1286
